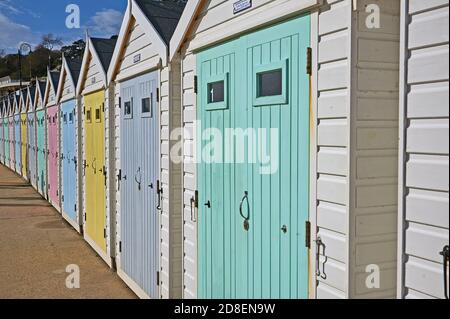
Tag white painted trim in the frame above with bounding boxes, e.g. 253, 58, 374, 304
169, 0, 202, 61
43, 68, 57, 108
84, 232, 113, 268
56, 55, 77, 103
309, 9, 319, 300
397, 0, 409, 300
107, 0, 168, 83
170, 0, 322, 58
76, 36, 108, 96
117, 268, 149, 299
346, 1, 354, 299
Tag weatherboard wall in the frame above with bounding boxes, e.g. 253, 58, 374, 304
398, 0, 449, 299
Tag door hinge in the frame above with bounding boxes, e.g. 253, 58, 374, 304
74, 204, 77, 212
102, 103, 105, 113
62, 195, 64, 202
119, 241, 122, 252
156, 88, 160, 101
84, 213, 87, 221
305, 221, 311, 248
83, 107, 85, 114
119, 97, 122, 109
194, 75, 198, 94
306, 47, 312, 75
103, 228, 106, 239
156, 271, 160, 286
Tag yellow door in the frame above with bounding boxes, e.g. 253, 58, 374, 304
84, 91, 106, 252
21, 114, 27, 177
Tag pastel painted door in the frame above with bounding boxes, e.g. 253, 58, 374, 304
14, 114, 21, 173
9, 117, 14, 169
47, 105, 59, 208
61, 100, 77, 223
36, 110, 47, 198
21, 114, 27, 178
120, 71, 160, 298
27, 113, 37, 187
5, 118, 10, 166
0, 119, 3, 164
198, 15, 310, 299
84, 91, 106, 252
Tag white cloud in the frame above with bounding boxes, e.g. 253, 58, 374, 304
0, 12, 38, 53
86, 9, 123, 37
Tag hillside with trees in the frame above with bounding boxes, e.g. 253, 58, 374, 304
0, 34, 85, 80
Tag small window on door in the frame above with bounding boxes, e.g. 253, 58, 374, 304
63, 114, 67, 123
86, 109, 92, 123
141, 95, 152, 118
124, 98, 133, 119
254, 59, 288, 106
69, 112, 74, 123
95, 108, 101, 122
205, 73, 229, 111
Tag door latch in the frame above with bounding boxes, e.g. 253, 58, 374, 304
440, 245, 449, 299
315, 237, 327, 280
156, 180, 163, 210
190, 190, 198, 222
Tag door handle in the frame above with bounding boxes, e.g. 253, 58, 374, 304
315, 237, 327, 280
239, 191, 250, 231
156, 180, 163, 210
440, 245, 449, 299
134, 167, 142, 191
190, 190, 198, 222
204, 200, 211, 208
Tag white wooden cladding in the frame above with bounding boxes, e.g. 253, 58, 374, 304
399, 0, 449, 299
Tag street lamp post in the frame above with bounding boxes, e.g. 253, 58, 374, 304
18, 42, 32, 89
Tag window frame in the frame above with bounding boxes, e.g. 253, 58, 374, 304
253, 58, 288, 107
205, 72, 229, 111
141, 94, 153, 118
124, 97, 133, 120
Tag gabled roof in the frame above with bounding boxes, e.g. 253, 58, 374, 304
91, 37, 117, 72
19, 88, 27, 113
77, 34, 117, 95
108, 0, 186, 82
56, 54, 82, 102
134, 0, 186, 45
27, 85, 36, 112
13, 91, 20, 114
43, 68, 59, 107
35, 80, 46, 110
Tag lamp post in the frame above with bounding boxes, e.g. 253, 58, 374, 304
18, 42, 32, 89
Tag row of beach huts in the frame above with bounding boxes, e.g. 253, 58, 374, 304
0, 0, 448, 299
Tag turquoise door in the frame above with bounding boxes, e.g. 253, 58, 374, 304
198, 15, 310, 299
36, 109, 47, 198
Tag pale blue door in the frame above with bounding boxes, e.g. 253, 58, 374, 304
61, 99, 77, 222
120, 71, 160, 298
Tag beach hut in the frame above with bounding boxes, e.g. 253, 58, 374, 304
0, 98, 5, 165
44, 69, 61, 211
170, 0, 401, 299
107, 0, 186, 299
56, 55, 83, 232
20, 89, 28, 180
77, 34, 117, 266
13, 92, 21, 174
397, 0, 449, 299
35, 80, 48, 198
26, 84, 38, 189
8, 95, 15, 170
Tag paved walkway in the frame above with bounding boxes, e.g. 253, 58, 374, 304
0, 164, 136, 299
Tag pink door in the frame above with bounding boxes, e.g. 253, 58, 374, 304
47, 105, 59, 207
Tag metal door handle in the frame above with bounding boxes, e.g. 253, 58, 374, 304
315, 237, 327, 280
190, 190, 198, 222
204, 200, 211, 208
239, 191, 250, 221
440, 245, 449, 299
134, 167, 142, 191
156, 180, 163, 210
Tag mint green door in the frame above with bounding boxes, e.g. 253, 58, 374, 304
198, 15, 310, 299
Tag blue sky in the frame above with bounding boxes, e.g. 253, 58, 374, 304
0, 0, 127, 53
